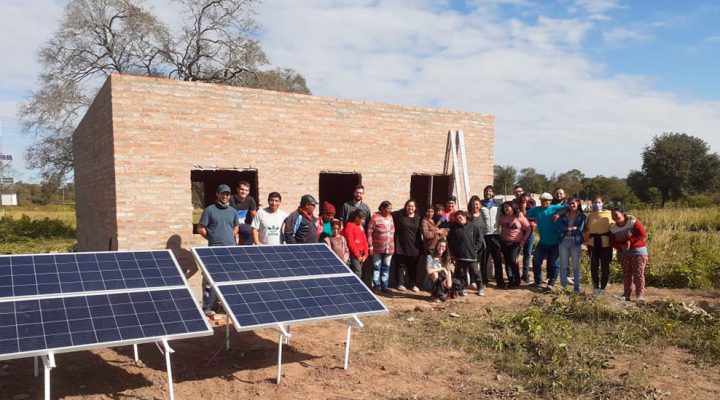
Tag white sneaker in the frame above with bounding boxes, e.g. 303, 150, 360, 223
615, 295, 627, 302
598, 289, 605, 297
636, 296, 645, 304
397, 285, 407, 291
567, 277, 574, 285
411, 285, 420, 292
478, 289, 485, 296
469, 282, 478, 290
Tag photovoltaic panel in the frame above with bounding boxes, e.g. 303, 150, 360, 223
218, 275, 387, 330
193, 244, 350, 283
0, 288, 208, 360
0, 251, 186, 299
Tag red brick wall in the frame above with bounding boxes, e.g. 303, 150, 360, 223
75, 74, 494, 266
73, 78, 118, 251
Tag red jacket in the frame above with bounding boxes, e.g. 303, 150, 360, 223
609, 217, 647, 251
343, 221, 369, 259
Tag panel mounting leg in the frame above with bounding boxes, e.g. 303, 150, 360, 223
133, 344, 139, 362
276, 325, 291, 384
225, 313, 231, 352
34, 356, 38, 377
41, 353, 55, 400
161, 339, 176, 400
343, 316, 364, 370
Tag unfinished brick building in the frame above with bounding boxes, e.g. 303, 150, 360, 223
73, 74, 495, 270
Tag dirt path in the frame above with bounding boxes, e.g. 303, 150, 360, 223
1, 284, 718, 400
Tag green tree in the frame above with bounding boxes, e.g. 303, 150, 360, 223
554, 169, 584, 197
21, 0, 310, 182
641, 133, 720, 206
493, 165, 517, 195
516, 168, 550, 194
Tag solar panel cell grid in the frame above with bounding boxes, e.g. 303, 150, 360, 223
0, 251, 185, 299
0, 289, 207, 358
194, 244, 350, 283
219, 276, 386, 329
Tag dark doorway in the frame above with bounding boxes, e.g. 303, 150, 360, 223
191, 169, 259, 233
318, 172, 362, 215
410, 174, 454, 212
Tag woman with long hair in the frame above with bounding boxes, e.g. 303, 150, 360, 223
499, 201, 531, 287
557, 197, 587, 293
392, 199, 423, 292
426, 239, 453, 302
466, 195, 487, 294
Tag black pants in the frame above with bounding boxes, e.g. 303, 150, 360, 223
501, 242, 521, 286
588, 246, 613, 289
475, 247, 487, 288
484, 234, 505, 287
395, 254, 419, 287
455, 259, 478, 288
349, 256, 363, 278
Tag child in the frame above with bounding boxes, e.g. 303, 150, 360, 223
324, 219, 349, 265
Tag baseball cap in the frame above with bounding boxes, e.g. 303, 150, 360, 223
216, 184, 232, 193
300, 194, 319, 206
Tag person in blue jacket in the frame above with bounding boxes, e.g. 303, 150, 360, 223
557, 197, 586, 293
524, 192, 567, 291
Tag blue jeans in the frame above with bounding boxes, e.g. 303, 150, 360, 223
532, 244, 559, 286
372, 253, 392, 289
558, 239, 582, 292
522, 232, 535, 278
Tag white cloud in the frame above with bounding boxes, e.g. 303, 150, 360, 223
572, 0, 624, 15
602, 27, 654, 44
705, 35, 720, 43
257, 0, 720, 178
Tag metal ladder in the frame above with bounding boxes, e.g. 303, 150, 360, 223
443, 130, 471, 209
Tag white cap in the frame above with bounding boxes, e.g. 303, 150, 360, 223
539, 192, 553, 200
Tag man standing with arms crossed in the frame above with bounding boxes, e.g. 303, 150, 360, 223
198, 184, 239, 317
230, 180, 258, 245
339, 185, 371, 227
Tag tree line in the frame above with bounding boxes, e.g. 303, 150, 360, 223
494, 133, 720, 208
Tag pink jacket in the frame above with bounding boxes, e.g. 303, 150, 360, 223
499, 214, 531, 244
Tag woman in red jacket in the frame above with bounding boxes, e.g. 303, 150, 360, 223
609, 209, 648, 303
343, 209, 368, 279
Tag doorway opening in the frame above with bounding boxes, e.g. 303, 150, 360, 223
410, 174, 454, 212
190, 169, 259, 233
318, 172, 362, 216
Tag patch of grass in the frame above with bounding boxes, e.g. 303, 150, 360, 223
0, 213, 77, 254
366, 294, 720, 399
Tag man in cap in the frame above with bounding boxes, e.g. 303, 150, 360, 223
524, 192, 567, 291
283, 194, 320, 244
198, 184, 239, 316
229, 180, 258, 244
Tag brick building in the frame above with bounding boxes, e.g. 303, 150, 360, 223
73, 74, 494, 270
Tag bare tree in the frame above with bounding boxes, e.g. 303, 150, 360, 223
21, 0, 310, 181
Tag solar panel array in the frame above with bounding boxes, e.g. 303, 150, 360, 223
0, 250, 212, 361
193, 244, 387, 331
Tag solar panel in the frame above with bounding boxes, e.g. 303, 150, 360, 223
0, 251, 186, 298
192, 244, 388, 329
193, 243, 350, 283
0, 250, 212, 361
219, 276, 387, 330
0, 289, 207, 360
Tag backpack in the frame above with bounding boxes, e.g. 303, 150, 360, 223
450, 278, 465, 298
432, 270, 449, 301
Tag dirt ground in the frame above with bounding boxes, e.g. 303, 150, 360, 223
1, 284, 719, 400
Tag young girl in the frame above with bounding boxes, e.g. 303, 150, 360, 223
426, 239, 453, 302
609, 209, 648, 303
557, 198, 587, 293
324, 219, 349, 265
498, 201, 531, 287
343, 209, 368, 279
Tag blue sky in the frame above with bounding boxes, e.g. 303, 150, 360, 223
1, 0, 719, 183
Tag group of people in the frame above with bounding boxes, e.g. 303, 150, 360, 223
197, 181, 649, 315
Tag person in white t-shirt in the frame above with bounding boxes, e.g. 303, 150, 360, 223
251, 192, 288, 245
